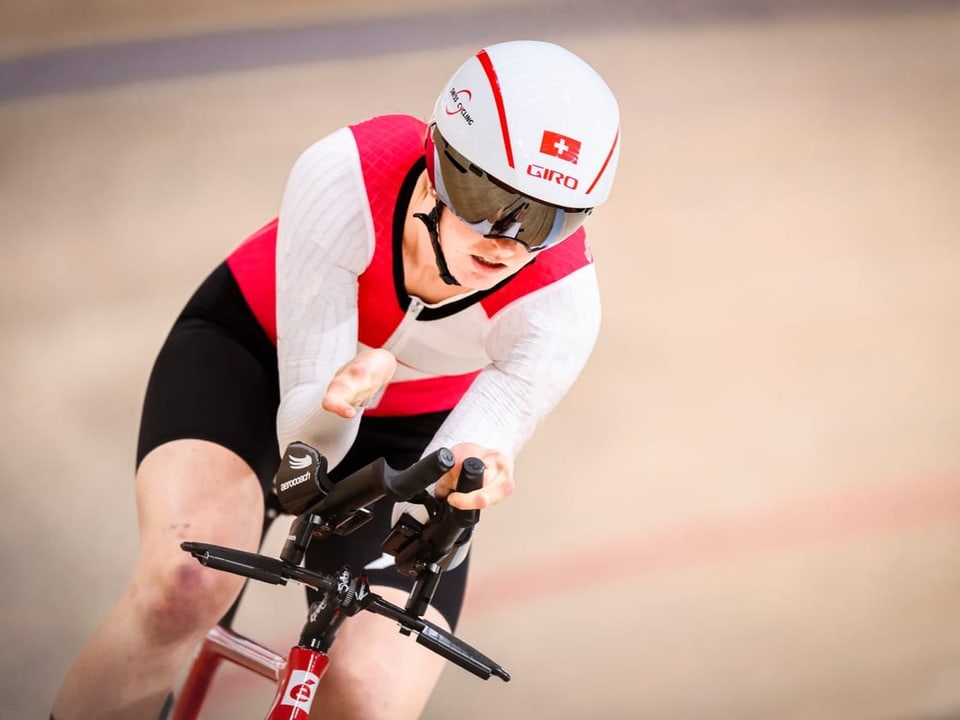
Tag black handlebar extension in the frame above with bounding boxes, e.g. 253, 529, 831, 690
438, 454, 485, 530
182, 542, 292, 587
310, 446, 456, 521
415, 621, 511, 682
277, 447, 457, 565
368, 594, 510, 681
387, 456, 485, 619
394, 456, 485, 574
389, 447, 458, 500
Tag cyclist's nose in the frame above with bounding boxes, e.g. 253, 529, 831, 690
484, 235, 523, 258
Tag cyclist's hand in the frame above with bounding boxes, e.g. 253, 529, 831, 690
437, 443, 515, 510
321, 348, 397, 419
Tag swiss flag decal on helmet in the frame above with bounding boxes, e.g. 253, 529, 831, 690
540, 130, 581, 164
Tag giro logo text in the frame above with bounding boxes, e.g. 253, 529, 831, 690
526, 164, 579, 189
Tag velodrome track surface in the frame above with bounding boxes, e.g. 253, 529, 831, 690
2, 2, 959, 718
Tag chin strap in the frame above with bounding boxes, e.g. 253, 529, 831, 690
414, 200, 461, 286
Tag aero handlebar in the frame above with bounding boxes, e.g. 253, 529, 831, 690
180, 443, 510, 683
181, 541, 509, 681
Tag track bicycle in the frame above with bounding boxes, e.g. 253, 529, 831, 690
167, 442, 510, 720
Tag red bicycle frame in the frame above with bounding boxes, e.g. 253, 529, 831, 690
266, 647, 329, 720
172, 625, 329, 720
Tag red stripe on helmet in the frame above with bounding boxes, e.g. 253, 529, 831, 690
586, 126, 620, 195
476, 49, 515, 169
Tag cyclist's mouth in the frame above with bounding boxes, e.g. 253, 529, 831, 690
471, 255, 507, 271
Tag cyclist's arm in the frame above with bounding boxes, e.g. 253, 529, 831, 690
425, 263, 602, 462
275, 128, 374, 468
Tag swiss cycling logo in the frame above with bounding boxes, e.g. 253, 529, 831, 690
445, 87, 475, 125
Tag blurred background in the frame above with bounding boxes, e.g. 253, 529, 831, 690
2, 1, 959, 718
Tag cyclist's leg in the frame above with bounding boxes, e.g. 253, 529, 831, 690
312, 586, 451, 720
52, 439, 265, 720
53, 265, 281, 720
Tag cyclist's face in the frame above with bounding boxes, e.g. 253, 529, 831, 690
438, 208, 536, 290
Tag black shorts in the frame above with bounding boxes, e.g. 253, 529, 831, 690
136, 263, 469, 628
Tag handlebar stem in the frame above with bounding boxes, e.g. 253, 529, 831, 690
298, 568, 370, 652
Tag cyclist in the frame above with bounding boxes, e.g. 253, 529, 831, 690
52, 39, 621, 720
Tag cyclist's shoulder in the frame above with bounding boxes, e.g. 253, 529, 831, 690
295, 114, 423, 163
348, 114, 427, 179
536, 227, 596, 276
349, 113, 426, 135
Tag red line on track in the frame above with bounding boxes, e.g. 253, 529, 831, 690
464, 472, 960, 615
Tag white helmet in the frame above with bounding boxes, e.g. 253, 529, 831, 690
426, 40, 621, 252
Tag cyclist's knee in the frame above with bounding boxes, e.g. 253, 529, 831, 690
130, 550, 244, 643
128, 441, 265, 643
